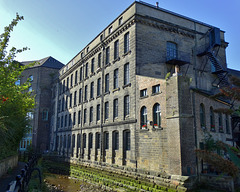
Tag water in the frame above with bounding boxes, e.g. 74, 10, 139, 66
45, 173, 107, 192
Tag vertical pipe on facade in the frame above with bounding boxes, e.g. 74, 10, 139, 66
80, 61, 84, 160
100, 38, 105, 164
134, 16, 138, 170
193, 22, 199, 177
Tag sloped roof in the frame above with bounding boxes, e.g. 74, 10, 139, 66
20, 56, 64, 69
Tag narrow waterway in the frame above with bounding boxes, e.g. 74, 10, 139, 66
44, 173, 110, 192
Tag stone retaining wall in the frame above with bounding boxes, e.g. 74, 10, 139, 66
199, 174, 235, 192
0, 155, 18, 178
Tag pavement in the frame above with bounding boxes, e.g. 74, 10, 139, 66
0, 162, 26, 192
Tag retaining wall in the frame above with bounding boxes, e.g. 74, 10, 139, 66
0, 155, 18, 178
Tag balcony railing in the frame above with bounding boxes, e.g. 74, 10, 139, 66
165, 50, 190, 66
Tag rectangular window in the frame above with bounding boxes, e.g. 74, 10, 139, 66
152, 84, 160, 94
78, 110, 81, 125
67, 77, 69, 90
75, 70, 78, 85
91, 58, 95, 73
84, 109, 87, 124
114, 69, 119, 89
79, 88, 82, 104
114, 40, 119, 60
226, 114, 230, 134
124, 130, 131, 150
89, 133, 93, 149
61, 98, 64, 111
97, 78, 101, 96
85, 63, 88, 78
140, 89, 147, 97
97, 104, 100, 121
119, 17, 123, 25
73, 112, 76, 125
64, 114, 67, 127
218, 113, 223, 132
105, 73, 109, 93
124, 32, 130, 53
105, 102, 109, 120
84, 85, 88, 101
90, 82, 94, 99
124, 95, 130, 117
74, 91, 77, 106
113, 99, 118, 118
98, 53, 101, 68
61, 116, 64, 128
113, 131, 119, 150
70, 74, 73, 87
62, 80, 65, 93
83, 134, 86, 148
104, 132, 109, 149
124, 63, 130, 85
108, 26, 112, 34
96, 133, 100, 149
105, 47, 110, 65
90, 107, 93, 123
68, 114, 71, 126
80, 67, 83, 81
69, 93, 72, 108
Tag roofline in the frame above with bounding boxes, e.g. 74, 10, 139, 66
64, 0, 224, 70
137, 1, 221, 30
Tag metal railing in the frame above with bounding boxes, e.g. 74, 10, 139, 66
6, 155, 41, 192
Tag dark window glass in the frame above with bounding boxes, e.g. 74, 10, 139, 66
124, 32, 129, 53
153, 103, 161, 127
105, 73, 109, 92
114, 69, 119, 89
90, 106, 93, 123
124, 63, 129, 85
85, 63, 88, 78
84, 85, 88, 101
75, 70, 78, 85
97, 78, 101, 96
113, 99, 118, 118
114, 40, 119, 59
91, 58, 95, 73
98, 53, 101, 68
79, 88, 82, 104
97, 104, 100, 121
140, 106, 147, 127
105, 102, 109, 120
124, 95, 130, 117
104, 132, 109, 149
106, 47, 110, 64
90, 82, 94, 99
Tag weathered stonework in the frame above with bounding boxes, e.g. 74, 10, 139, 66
49, 1, 235, 191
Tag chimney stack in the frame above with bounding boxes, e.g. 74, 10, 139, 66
156, 2, 159, 8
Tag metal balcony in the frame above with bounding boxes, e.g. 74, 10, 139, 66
165, 50, 190, 66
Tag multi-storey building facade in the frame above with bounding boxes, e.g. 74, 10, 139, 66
19, 56, 64, 152
50, 1, 234, 177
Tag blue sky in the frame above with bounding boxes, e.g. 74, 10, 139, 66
0, 0, 239, 70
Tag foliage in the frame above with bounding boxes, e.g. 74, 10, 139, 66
0, 13, 35, 159
195, 133, 239, 178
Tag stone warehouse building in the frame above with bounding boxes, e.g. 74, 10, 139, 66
19, 56, 64, 152
50, 1, 234, 177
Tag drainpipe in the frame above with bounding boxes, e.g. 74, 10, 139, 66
193, 22, 199, 178
100, 39, 106, 164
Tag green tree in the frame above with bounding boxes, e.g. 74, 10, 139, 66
0, 13, 35, 159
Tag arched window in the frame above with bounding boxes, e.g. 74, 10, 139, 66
153, 103, 161, 128
140, 106, 147, 128
210, 107, 215, 131
200, 104, 206, 129
166, 41, 177, 60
